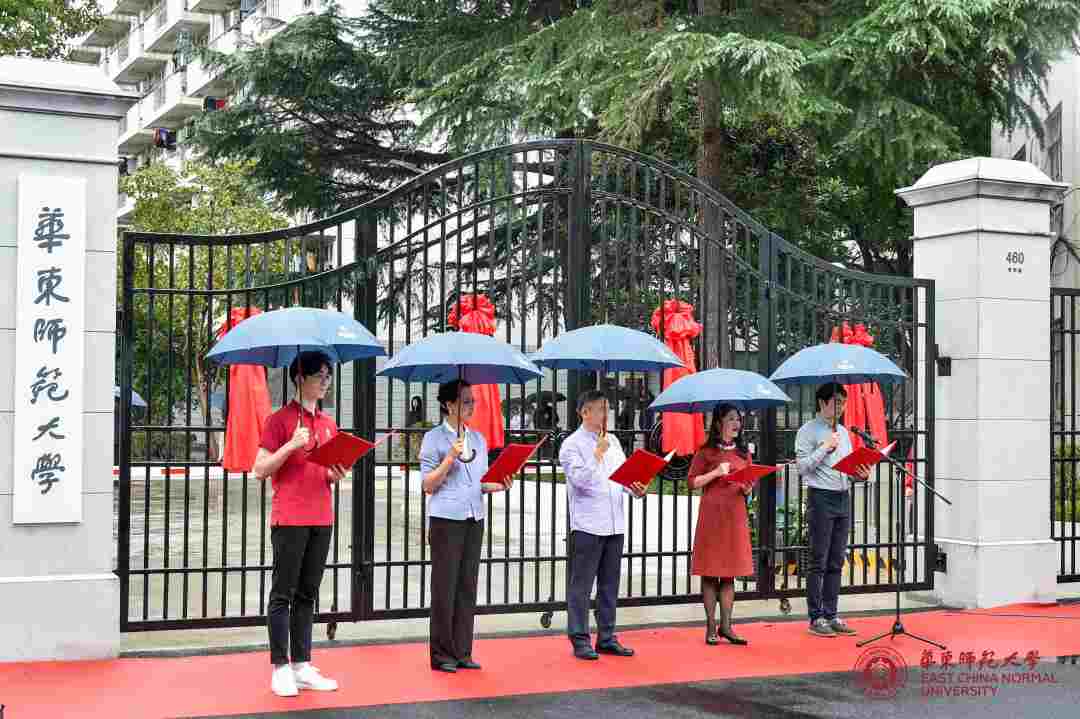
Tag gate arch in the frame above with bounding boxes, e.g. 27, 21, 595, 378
118, 139, 934, 631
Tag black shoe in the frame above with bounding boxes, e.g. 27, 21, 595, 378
457, 659, 482, 670
431, 662, 458, 672
596, 640, 634, 657
720, 628, 748, 646
573, 646, 599, 660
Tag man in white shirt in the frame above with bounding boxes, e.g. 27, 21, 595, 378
559, 390, 646, 660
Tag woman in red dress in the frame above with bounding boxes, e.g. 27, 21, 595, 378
688, 404, 754, 646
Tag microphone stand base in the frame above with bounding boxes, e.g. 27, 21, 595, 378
856, 619, 947, 650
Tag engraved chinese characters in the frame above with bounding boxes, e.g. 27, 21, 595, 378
14, 178, 86, 523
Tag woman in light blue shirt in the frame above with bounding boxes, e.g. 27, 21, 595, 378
418, 379, 511, 673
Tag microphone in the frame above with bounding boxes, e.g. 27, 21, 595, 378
850, 426, 877, 447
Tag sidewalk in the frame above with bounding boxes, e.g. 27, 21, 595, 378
120, 590, 944, 656
2, 601, 1079, 719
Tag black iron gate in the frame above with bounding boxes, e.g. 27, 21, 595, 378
1051, 288, 1080, 583
117, 140, 935, 631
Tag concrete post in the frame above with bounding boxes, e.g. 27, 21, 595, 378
0, 57, 137, 660
898, 158, 1067, 608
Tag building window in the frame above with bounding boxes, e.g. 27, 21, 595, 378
1045, 103, 1063, 182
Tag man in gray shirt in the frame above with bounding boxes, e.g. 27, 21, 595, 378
795, 382, 870, 638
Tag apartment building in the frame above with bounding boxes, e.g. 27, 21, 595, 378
990, 55, 1072, 283
69, 0, 347, 224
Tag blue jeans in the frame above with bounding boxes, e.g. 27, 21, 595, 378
805, 488, 850, 623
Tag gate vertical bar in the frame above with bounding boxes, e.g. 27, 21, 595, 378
565, 141, 594, 413
756, 231, 779, 596
118, 231, 136, 631
922, 282, 936, 586
353, 209, 379, 620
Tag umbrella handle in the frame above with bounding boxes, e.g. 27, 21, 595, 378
457, 421, 477, 463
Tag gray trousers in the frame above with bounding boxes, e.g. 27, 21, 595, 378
805, 488, 850, 623
567, 530, 624, 648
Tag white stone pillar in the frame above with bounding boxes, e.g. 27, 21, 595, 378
0, 58, 137, 660
898, 158, 1066, 608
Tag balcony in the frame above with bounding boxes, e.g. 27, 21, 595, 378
144, 0, 212, 55
238, 0, 315, 44
186, 28, 238, 97
113, 0, 154, 12
118, 102, 156, 155
191, 0, 240, 12
118, 192, 136, 225
75, 11, 133, 48
142, 68, 203, 128
103, 26, 171, 85
69, 44, 102, 64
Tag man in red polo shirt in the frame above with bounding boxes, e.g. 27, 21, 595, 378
253, 351, 347, 697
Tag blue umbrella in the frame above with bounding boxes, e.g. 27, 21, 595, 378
529, 324, 684, 373
768, 343, 907, 387
205, 307, 385, 367
114, 385, 148, 408
648, 368, 792, 414
530, 324, 684, 437
378, 332, 543, 462
378, 332, 543, 385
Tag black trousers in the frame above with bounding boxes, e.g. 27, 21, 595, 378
805, 488, 850, 623
567, 530, 624, 648
268, 525, 332, 666
429, 517, 484, 666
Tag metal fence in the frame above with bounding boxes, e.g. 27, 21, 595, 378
117, 139, 936, 631
1051, 288, 1080, 583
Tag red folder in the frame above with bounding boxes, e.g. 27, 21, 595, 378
482, 440, 544, 486
832, 441, 896, 477
722, 464, 778, 487
608, 449, 676, 490
307, 432, 395, 468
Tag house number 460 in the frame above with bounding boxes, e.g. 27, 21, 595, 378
1005, 251, 1025, 274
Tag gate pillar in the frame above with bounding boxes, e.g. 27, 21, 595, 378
0, 58, 137, 660
898, 158, 1065, 607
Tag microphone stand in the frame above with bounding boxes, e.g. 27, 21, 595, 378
852, 429, 947, 650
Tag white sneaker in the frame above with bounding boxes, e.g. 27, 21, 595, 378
292, 662, 338, 691
271, 664, 299, 697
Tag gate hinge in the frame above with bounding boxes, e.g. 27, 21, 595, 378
934, 545, 947, 574
934, 344, 951, 377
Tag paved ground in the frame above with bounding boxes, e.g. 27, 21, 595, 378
187, 662, 1080, 719
6, 602, 1079, 719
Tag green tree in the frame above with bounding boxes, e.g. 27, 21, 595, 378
186, 0, 1080, 358
363, 0, 1080, 276
0, 0, 102, 59
120, 160, 289, 459
190, 6, 453, 217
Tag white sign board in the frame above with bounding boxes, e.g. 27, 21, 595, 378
13, 175, 86, 524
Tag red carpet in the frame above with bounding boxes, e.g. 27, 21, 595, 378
2, 603, 1079, 718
